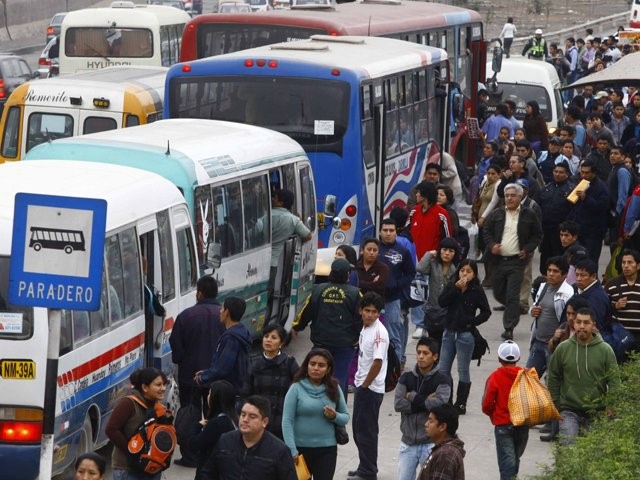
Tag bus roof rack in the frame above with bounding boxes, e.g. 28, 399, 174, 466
309, 34, 366, 44
361, 0, 402, 5
270, 42, 330, 51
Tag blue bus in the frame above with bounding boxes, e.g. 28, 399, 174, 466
165, 35, 449, 273
26, 118, 318, 335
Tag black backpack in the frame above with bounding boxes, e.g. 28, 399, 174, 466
385, 342, 402, 392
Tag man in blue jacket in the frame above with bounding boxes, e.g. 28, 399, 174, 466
379, 218, 416, 367
194, 296, 251, 393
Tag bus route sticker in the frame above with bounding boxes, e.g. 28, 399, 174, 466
314, 120, 334, 136
8, 193, 107, 311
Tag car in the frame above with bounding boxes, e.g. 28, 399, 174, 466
46, 12, 67, 43
37, 36, 60, 79
218, 1, 252, 12
0, 53, 38, 114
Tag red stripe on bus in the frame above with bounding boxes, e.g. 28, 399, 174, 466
57, 333, 145, 384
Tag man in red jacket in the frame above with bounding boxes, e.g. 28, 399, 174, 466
409, 181, 452, 261
482, 341, 528, 480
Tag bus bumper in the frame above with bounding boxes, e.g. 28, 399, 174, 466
0, 444, 40, 479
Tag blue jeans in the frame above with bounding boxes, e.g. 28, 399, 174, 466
325, 345, 355, 400
439, 329, 474, 383
397, 441, 433, 480
494, 425, 529, 480
410, 305, 425, 327
525, 338, 551, 377
385, 299, 407, 363
559, 410, 591, 446
112, 470, 161, 480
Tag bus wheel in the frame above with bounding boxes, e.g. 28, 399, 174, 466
78, 416, 93, 456
64, 245, 73, 254
33, 243, 42, 251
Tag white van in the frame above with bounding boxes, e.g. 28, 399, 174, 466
485, 58, 564, 131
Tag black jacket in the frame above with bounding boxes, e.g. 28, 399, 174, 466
538, 180, 573, 227
296, 281, 362, 347
482, 205, 543, 256
244, 352, 299, 439
569, 176, 610, 234
438, 281, 491, 332
199, 429, 297, 480
169, 299, 225, 387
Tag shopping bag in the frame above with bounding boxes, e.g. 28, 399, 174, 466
295, 454, 311, 480
508, 368, 561, 426
467, 222, 479, 260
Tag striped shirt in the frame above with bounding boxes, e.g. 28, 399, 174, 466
605, 275, 640, 333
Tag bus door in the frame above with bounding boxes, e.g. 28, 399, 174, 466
370, 80, 386, 232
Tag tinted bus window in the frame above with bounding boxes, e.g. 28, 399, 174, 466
65, 27, 153, 58
1, 106, 20, 158
243, 176, 269, 250
177, 227, 197, 294
157, 210, 176, 302
211, 182, 243, 258
83, 116, 117, 134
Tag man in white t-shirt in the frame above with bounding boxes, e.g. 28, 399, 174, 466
348, 292, 389, 480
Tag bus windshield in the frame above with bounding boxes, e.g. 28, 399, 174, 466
65, 27, 153, 58
196, 24, 324, 57
0, 257, 34, 340
170, 75, 350, 148
487, 83, 553, 122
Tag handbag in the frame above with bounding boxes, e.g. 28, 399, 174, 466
334, 424, 349, 445
508, 368, 561, 426
295, 454, 311, 480
408, 273, 428, 307
423, 302, 448, 333
471, 327, 489, 366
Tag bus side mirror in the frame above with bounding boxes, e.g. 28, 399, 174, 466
453, 93, 465, 122
492, 48, 503, 73
206, 242, 222, 270
324, 194, 337, 217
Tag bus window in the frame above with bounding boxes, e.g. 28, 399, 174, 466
83, 116, 117, 134
157, 210, 176, 302
212, 182, 242, 258
299, 166, 316, 231
89, 270, 109, 335
1, 106, 20, 159
65, 27, 153, 58
0, 258, 34, 340
59, 310, 73, 355
161, 25, 171, 66
243, 176, 269, 250
73, 311, 91, 343
106, 235, 125, 322
120, 228, 142, 317
26, 112, 73, 153
281, 163, 296, 194
126, 114, 140, 127
177, 227, 197, 294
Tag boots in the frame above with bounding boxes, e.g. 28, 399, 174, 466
453, 382, 471, 415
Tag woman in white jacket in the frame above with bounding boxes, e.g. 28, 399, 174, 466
500, 17, 517, 58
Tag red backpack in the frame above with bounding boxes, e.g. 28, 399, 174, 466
126, 395, 177, 475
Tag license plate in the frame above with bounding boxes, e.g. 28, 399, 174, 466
0, 359, 36, 379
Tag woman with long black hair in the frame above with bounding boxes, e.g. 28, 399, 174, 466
438, 259, 491, 415
523, 100, 549, 155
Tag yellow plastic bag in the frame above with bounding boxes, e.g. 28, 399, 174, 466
508, 368, 561, 426
295, 454, 311, 480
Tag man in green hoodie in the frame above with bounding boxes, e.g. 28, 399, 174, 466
547, 307, 620, 445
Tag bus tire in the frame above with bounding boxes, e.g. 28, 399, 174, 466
64, 245, 73, 254
78, 416, 93, 456
33, 243, 42, 251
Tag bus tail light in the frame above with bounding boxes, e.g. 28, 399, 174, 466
0, 79, 5, 99
345, 205, 357, 217
182, 64, 192, 73
38, 57, 51, 67
256, 59, 266, 67
0, 408, 43, 443
268, 60, 278, 68
244, 59, 254, 67
331, 69, 340, 76
340, 218, 352, 230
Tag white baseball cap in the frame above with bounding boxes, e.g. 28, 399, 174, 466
535, 29, 543, 35
498, 340, 521, 362
594, 91, 609, 100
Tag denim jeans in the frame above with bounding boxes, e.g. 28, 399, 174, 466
559, 410, 591, 446
525, 338, 551, 377
410, 305, 425, 327
385, 299, 406, 363
494, 425, 529, 480
353, 386, 384, 479
397, 441, 433, 480
326, 345, 355, 401
438, 329, 474, 383
112, 470, 161, 480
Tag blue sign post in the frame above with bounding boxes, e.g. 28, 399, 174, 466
8, 192, 107, 480
8, 193, 107, 310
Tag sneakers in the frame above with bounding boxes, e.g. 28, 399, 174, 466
412, 327, 424, 339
